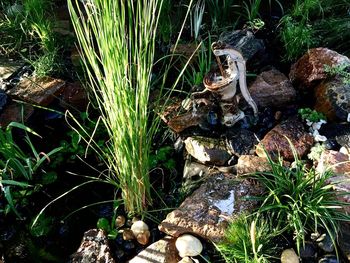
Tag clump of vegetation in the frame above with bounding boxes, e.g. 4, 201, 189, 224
324, 63, 350, 85
298, 108, 326, 123
254, 144, 350, 253
217, 214, 279, 263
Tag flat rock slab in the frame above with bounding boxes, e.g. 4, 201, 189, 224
159, 174, 263, 242
0, 59, 23, 81
129, 236, 180, 263
7, 76, 65, 106
0, 102, 34, 127
236, 155, 273, 175
256, 117, 314, 161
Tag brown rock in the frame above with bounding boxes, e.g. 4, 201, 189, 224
237, 155, 272, 175
256, 117, 314, 161
289, 48, 350, 89
129, 236, 180, 263
60, 82, 88, 111
317, 150, 350, 175
136, 230, 151, 245
249, 69, 296, 108
339, 222, 350, 261
122, 229, 135, 240
7, 76, 65, 106
159, 174, 263, 242
0, 59, 23, 81
0, 102, 34, 127
314, 77, 350, 121
70, 229, 115, 263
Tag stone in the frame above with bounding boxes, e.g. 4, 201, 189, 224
122, 229, 135, 241
0, 59, 23, 82
0, 91, 7, 112
60, 82, 88, 111
129, 236, 180, 263
70, 229, 115, 263
236, 155, 272, 175
159, 174, 263, 242
175, 234, 203, 258
178, 257, 193, 263
317, 233, 334, 253
131, 220, 149, 237
218, 30, 265, 61
226, 128, 258, 156
289, 48, 350, 89
183, 159, 214, 180
280, 248, 299, 263
299, 241, 317, 259
7, 76, 65, 106
318, 255, 339, 263
256, 117, 314, 161
314, 77, 350, 121
184, 136, 231, 165
248, 69, 296, 108
0, 102, 34, 128
316, 150, 350, 175
319, 123, 350, 148
136, 230, 151, 246
115, 215, 126, 228
338, 222, 350, 261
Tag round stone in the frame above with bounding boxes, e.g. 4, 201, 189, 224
131, 220, 149, 236
175, 234, 203, 258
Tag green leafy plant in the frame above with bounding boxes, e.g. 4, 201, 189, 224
205, 0, 237, 30
324, 63, 350, 85
217, 214, 279, 263
254, 143, 350, 254
190, 0, 205, 41
0, 122, 62, 218
298, 107, 326, 122
149, 146, 176, 170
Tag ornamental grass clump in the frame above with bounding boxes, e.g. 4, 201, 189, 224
67, 0, 164, 214
254, 144, 350, 254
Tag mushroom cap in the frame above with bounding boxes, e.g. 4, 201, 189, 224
175, 234, 203, 258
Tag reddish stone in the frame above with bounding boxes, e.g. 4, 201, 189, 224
317, 150, 350, 176
249, 69, 296, 108
60, 82, 88, 111
0, 102, 34, 128
8, 76, 65, 106
289, 48, 350, 89
256, 117, 314, 161
237, 155, 273, 175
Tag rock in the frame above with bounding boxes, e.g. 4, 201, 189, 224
248, 69, 296, 108
131, 220, 149, 237
289, 48, 350, 89
60, 82, 88, 111
7, 76, 65, 106
178, 257, 193, 263
175, 234, 203, 258
318, 255, 339, 263
218, 30, 265, 61
184, 136, 231, 165
129, 236, 180, 263
299, 241, 317, 259
256, 117, 314, 161
136, 230, 151, 245
226, 128, 258, 156
159, 174, 263, 242
316, 150, 350, 175
115, 215, 126, 228
0, 59, 23, 82
70, 229, 115, 263
183, 159, 214, 180
338, 222, 350, 261
0, 102, 34, 127
281, 248, 299, 263
314, 77, 350, 121
319, 123, 350, 148
236, 155, 273, 175
122, 229, 135, 241
0, 91, 7, 112
317, 233, 334, 253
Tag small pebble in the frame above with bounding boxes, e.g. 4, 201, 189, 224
115, 215, 126, 228
122, 229, 135, 240
281, 248, 299, 263
175, 234, 203, 258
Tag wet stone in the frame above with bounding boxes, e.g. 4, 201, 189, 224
0, 59, 23, 82
70, 229, 115, 263
248, 69, 296, 108
129, 236, 180, 263
7, 76, 65, 106
339, 222, 350, 261
159, 173, 263, 242
289, 48, 350, 89
299, 241, 317, 259
256, 117, 314, 161
225, 128, 258, 156
184, 136, 231, 165
236, 155, 272, 175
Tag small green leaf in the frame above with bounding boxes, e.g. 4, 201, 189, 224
97, 218, 111, 232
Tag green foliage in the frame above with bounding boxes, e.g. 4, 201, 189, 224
254, 144, 350, 254
97, 218, 111, 233
217, 214, 278, 263
307, 143, 326, 162
0, 122, 62, 218
149, 146, 176, 170
30, 214, 54, 237
298, 108, 326, 122
205, 0, 237, 30
324, 63, 350, 85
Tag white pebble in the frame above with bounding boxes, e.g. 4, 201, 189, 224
175, 234, 203, 258
130, 220, 149, 236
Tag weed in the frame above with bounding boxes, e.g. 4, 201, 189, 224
298, 108, 326, 123
190, 0, 205, 41
324, 63, 350, 85
217, 214, 279, 263
253, 143, 350, 254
